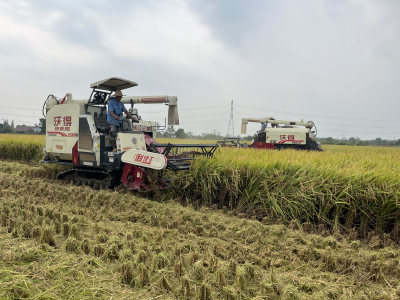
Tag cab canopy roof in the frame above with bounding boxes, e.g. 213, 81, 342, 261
90, 77, 138, 91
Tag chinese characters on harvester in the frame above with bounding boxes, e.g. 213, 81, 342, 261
279, 135, 294, 141
54, 116, 71, 131
133, 154, 154, 165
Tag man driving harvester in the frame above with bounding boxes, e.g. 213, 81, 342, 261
107, 90, 136, 151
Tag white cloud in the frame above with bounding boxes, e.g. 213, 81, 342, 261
0, 0, 400, 138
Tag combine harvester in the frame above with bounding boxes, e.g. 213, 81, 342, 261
41, 77, 217, 191
241, 117, 322, 151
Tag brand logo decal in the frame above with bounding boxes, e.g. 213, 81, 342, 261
133, 154, 154, 165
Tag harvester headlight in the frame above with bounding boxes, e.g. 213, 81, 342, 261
132, 137, 137, 144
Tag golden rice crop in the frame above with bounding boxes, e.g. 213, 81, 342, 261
2, 134, 400, 234
0, 134, 44, 161
0, 134, 217, 161
169, 146, 400, 235
0, 134, 45, 143
0, 134, 218, 145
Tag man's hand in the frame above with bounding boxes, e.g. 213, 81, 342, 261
110, 111, 120, 121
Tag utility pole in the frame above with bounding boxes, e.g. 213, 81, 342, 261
227, 100, 234, 137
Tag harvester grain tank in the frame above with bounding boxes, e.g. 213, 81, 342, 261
42, 77, 217, 191
241, 117, 322, 151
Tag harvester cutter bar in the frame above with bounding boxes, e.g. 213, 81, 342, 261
148, 143, 218, 172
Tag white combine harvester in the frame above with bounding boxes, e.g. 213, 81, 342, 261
42, 77, 217, 191
241, 117, 322, 151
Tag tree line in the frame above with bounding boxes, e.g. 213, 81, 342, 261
318, 137, 400, 146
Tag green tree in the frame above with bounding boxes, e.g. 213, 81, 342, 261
186, 130, 194, 138
163, 125, 176, 138
356, 140, 365, 146
2, 120, 12, 133
326, 137, 334, 144
39, 118, 46, 134
243, 135, 254, 141
175, 128, 187, 139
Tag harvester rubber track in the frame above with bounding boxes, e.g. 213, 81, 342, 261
56, 168, 120, 190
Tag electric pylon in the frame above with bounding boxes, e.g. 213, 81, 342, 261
227, 100, 234, 137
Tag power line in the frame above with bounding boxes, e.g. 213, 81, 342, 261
0, 119, 37, 125
321, 129, 400, 134
134, 104, 229, 114
180, 118, 228, 125
235, 104, 400, 122
0, 104, 229, 115
3, 105, 398, 137
0, 113, 41, 118
0, 105, 42, 111
232, 111, 398, 128
3, 102, 396, 123
311, 123, 396, 129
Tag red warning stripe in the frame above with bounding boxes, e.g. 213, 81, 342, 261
277, 140, 304, 144
47, 131, 67, 137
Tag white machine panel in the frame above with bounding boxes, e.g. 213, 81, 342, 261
121, 149, 167, 170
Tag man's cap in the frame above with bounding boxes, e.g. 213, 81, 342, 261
113, 90, 124, 97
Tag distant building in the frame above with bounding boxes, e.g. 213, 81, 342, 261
201, 133, 208, 137
13, 125, 41, 133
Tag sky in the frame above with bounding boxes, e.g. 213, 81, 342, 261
1, 0, 400, 140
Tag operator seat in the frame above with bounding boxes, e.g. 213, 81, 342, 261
94, 113, 109, 131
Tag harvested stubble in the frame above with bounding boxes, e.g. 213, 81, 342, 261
0, 167, 400, 298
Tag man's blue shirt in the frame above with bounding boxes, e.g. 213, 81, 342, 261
107, 98, 127, 126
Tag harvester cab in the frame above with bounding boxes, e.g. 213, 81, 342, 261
42, 77, 217, 191
241, 117, 322, 151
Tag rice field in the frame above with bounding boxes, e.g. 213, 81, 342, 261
1, 134, 400, 235
0, 134, 217, 145
0, 134, 218, 161
0, 134, 44, 161
1, 135, 400, 298
0, 160, 400, 299
168, 146, 400, 235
